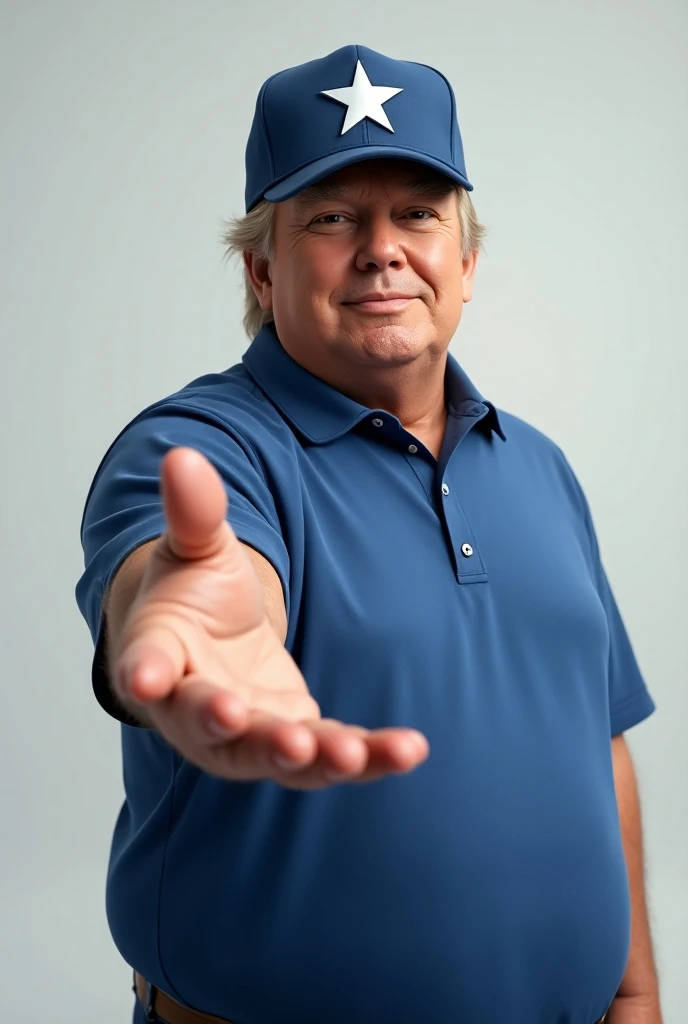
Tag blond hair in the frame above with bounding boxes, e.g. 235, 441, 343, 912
222, 183, 486, 340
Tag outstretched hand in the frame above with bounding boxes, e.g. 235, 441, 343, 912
110, 447, 430, 789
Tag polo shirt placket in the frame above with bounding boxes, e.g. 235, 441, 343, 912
365, 403, 492, 587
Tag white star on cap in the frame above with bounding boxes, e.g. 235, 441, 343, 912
320, 60, 403, 135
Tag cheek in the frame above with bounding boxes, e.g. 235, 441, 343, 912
279, 246, 348, 309
418, 241, 465, 303
309, 246, 350, 293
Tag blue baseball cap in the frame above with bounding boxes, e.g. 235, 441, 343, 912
244, 44, 474, 212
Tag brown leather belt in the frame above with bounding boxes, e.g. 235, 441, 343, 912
134, 970, 607, 1023
134, 972, 236, 1023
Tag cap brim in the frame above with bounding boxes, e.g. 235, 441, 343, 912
262, 146, 473, 205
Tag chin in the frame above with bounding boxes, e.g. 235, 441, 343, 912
348, 323, 431, 363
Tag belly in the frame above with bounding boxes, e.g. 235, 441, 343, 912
109, 728, 629, 1024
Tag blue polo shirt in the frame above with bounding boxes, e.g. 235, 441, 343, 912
76, 322, 655, 1024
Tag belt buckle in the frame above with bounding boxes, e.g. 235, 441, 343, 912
144, 979, 161, 1023
132, 970, 163, 1024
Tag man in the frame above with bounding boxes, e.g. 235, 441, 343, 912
75, 44, 662, 1024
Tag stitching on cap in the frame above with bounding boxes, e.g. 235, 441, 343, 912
259, 73, 281, 180
415, 61, 457, 155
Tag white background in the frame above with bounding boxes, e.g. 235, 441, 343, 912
1, 1, 686, 1020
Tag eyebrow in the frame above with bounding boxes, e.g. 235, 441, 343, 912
292, 176, 457, 211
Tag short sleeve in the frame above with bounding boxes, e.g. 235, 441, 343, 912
558, 451, 656, 736
593, 557, 657, 735
74, 398, 290, 725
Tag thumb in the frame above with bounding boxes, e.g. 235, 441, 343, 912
116, 622, 188, 703
160, 446, 229, 561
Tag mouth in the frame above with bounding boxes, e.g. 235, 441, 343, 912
343, 295, 417, 313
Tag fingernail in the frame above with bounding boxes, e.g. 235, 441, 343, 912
411, 732, 429, 754
208, 720, 232, 738
273, 754, 302, 772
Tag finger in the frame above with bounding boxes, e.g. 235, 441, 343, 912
160, 447, 229, 561
246, 720, 427, 788
304, 719, 370, 777
358, 728, 430, 776
153, 675, 252, 748
211, 711, 320, 781
310, 723, 428, 781
116, 622, 188, 703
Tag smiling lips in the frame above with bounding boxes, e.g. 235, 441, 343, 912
344, 293, 417, 312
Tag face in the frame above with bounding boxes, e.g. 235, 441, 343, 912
245, 158, 478, 383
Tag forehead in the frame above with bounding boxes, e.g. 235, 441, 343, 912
290, 158, 456, 207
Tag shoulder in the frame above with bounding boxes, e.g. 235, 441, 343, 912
494, 407, 572, 465
133, 363, 288, 443
79, 363, 299, 536
495, 408, 561, 452
493, 407, 589, 516
97, 363, 295, 478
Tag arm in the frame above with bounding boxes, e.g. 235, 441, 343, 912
607, 734, 662, 1024
92, 447, 427, 787
103, 537, 288, 727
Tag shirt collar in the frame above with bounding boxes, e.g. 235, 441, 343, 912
242, 322, 506, 444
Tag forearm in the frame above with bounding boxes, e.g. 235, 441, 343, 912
608, 735, 662, 1022
103, 539, 160, 727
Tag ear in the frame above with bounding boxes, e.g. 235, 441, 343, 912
461, 249, 479, 304
243, 251, 273, 312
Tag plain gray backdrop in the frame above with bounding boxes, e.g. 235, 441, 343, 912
2, 1, 686, 1021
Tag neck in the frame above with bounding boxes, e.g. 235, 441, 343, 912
326, 361, 449, 460
275, 328, 451, 456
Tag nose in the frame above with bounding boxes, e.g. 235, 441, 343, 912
354, 216, 408, 272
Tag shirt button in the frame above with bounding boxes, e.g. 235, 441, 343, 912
441, 483, 450, 495
461, 543, 474, 557
408, 444, 418, 453
372, 418, 384, 427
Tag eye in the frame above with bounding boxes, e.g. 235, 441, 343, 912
311, 214, 349, 225
406, 210, 435, 220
